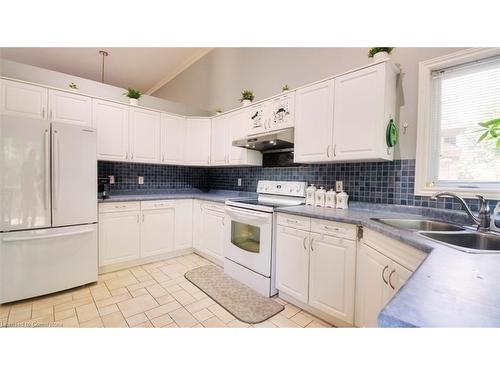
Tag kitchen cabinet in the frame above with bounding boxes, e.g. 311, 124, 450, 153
294, 80, 335, 163
161, 113, 186, 164
173, 199, 193, 250
354, 228, 425, 327
140, 205, 175, 257
0, 79, 48, 119
332, 62, 397, 161
129, 107, 161, 163
92, 99, 130, 161
275, 214, 357, 325
98, 204, 141, 267
185, 118, 211, 165
269, 92, 295, 131
48, 90, 92, 127
212, 109, 262, 166
193, 201, 226, 265
192, 200, 203, 250
247, 100, 271, 135
275, 225, 310, 304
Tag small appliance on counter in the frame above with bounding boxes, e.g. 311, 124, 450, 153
325, 189, 337, 208
305, 184, 317, 206
98, 177, 111, 200
314, 186, 326, 207
336, 191, 349, 209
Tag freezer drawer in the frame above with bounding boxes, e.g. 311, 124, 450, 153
0, 224, 97, 303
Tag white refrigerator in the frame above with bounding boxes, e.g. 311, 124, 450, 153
0, 115, 98, 303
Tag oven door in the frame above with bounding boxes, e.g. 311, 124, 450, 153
224, 206, 273, 277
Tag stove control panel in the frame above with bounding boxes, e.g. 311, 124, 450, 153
257, 180, 307, 197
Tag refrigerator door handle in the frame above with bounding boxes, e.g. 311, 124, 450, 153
52, 129, 59, 210
2, 227, 95, 242
44, 129, 50, 209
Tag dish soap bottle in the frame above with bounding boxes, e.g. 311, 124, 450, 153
325, 189, 337, 208
305, 184, 317, 206
315, 186, 326, 207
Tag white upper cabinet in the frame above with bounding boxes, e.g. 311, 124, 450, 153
247, 100, 272, 135
129, 107, 161, 163
92, 99, 130, 161
294, 79, 335, 163
269, 92, 295, 131
48, 90, 92, 127
332, 62, 397, 161
185, 118, 211, 165
161, 113, 186, 164
0, 79, 48, 119
210, 116, 227, 165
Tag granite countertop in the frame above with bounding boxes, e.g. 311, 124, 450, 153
276, 203, 500, 327
98, 189, 257, 204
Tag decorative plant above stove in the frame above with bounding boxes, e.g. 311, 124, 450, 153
477, 118, 500, 148
124, 88, 142, 99
239, 89, 254, 102
282, 84, 290, 92
368, 47, 394, 58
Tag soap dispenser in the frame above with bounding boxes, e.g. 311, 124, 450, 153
305, 184, 317, 206
315, 186, 326, 207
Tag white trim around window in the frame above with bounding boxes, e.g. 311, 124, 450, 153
415, 47, 500, 200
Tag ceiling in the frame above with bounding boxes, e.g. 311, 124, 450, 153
0, 47, 212, 94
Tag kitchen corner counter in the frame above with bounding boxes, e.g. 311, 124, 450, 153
275, 204, 500, 327
98, 189, 257, 204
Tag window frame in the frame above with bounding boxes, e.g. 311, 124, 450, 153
415, 47, 500, 200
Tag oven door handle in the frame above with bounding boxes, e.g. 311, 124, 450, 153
224, 206, 272, 224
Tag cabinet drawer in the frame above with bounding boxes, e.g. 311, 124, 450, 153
276, 213, 311, 231
311, 218, 357, 240
200, 201, 225, 213
99, 201, 140, 213
141, 200, 175, 210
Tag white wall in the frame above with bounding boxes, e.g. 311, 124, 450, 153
0, 58, 210, 116
153, 47, 464, 159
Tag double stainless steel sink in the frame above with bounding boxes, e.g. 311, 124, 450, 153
371, 218, 500, 253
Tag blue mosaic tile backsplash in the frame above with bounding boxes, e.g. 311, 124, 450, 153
98, 160, 498, 212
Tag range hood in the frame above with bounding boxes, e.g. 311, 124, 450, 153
232, 128, 294, 153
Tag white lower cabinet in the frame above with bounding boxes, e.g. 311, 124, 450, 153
192, 200, 203, 249
174, 199, 193, 250
275, 214, 356, 326
98, 204, 141, 267
354, 229, 425, 327
140, 207, 175, 257
275, 226, 310, 304
192, 201, 226, 265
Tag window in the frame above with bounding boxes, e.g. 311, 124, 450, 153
416, 48, 500, 199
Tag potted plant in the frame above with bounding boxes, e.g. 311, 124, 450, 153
368, 47, 394, 62
239, 90, 254, 107
477, 118, 500, 148
282, 84, 290, 92
124, 88, 142, 106
68, 82, 78, 90
215, 108, 223, 115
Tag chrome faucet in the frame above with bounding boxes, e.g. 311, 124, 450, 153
431, 192, 491, 231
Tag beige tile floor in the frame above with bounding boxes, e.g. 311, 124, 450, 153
0, 253, 332, 328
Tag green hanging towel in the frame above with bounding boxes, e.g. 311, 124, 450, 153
386, 118, 398, 147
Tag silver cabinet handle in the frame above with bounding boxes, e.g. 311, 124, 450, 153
310, 238, 315, 251
131, 152, 134, 160
388, 270, 396, 290
207, 156, 210, 164
114, 205, 127, 209
286, 219, 299, 224
142, 213, 145, 222
162, 154, 165, 162
136, 214, 139, 223
382, 265, 389, 285
303, 237, 307, 250
44, 129, 50, 209
326, 145, 330, 158
333, 144, 337, 157
125, 151, 129, 160
49, 109, 53, 120
52, 130, 59, 210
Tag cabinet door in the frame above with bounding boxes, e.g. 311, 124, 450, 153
48, 90, 92, 127
332, 64, 386, 161
98, 211, 140, 266
192, 200, 203, 250
161, 113, 186, 164
210, 116, 227, 165
140, 208, 175, 257
201, 208, 225, 261
308, 233, 356, 324
226, 109, 253, 165
129, 108, 161, 163
0, 79, 48, 119
275, 225, 310, 304
174, 199, 193, 250
92, 99, 130, 161
269, 92, 295, 131
247, 101, 270, 135
294, 80, 334, 163
388, 261, 412, 297
185, 118, 211, 165
355, 242, 393, 327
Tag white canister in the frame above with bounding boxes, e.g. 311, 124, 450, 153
336, 191, 349, 209
315, 186, 326, 207
325, 189, 337, 208
305, 184, 317, 206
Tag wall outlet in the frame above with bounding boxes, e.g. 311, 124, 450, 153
108, 175, 115, 184
237, 178, 242, 187
138, 176, 144, 185
336, 180, 343, 192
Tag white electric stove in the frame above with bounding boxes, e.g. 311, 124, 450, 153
224, 180, 307, 297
